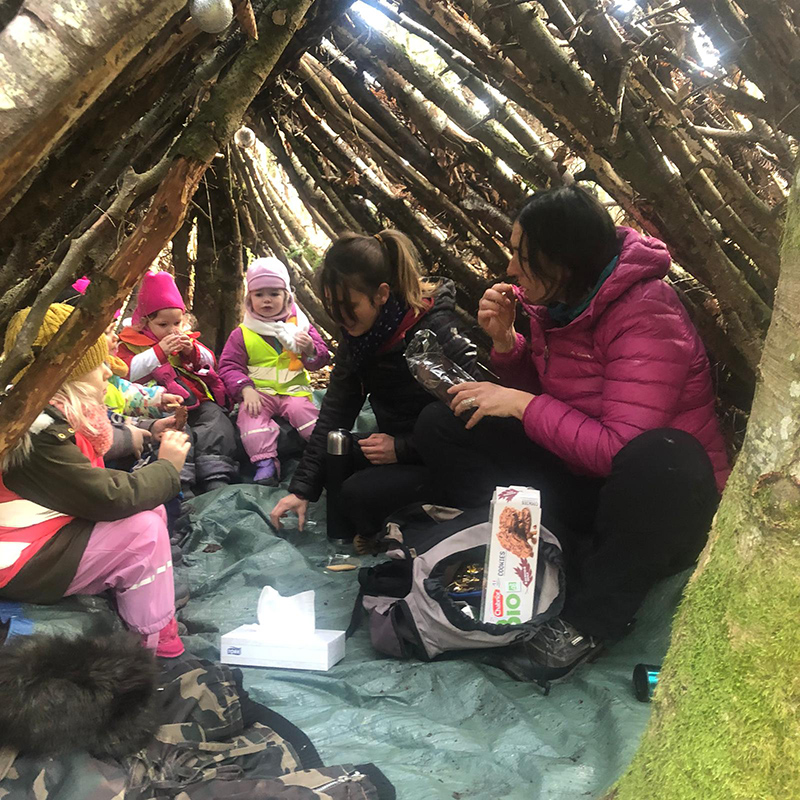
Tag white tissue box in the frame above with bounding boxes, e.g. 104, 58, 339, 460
220, 624, 346, 671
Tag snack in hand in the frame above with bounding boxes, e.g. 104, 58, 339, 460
173, 405, 188, 431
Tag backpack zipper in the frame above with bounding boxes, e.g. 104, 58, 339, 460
313, 770, 365, 792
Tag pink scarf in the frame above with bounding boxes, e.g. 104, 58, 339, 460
49, 398, 114, 460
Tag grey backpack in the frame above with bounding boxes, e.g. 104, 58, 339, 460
347, 504, 565, 660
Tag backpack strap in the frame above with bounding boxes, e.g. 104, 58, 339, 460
345, 589, 366, 639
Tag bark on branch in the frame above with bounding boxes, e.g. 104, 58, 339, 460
0, 155, 170, 390
0, 0, 315, 460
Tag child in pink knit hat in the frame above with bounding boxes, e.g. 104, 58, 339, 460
118, 271, 239, 494
219, 258, 330, 485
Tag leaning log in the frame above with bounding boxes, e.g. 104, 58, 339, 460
0, 0, 315, 460
0, 0, 187, 213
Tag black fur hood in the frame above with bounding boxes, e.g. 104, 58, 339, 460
0, 631, 158, 759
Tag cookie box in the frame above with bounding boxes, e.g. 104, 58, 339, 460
480, 485, 541, 625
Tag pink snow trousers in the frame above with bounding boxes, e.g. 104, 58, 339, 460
237, 392, 318, 462
65, 506, 175, 649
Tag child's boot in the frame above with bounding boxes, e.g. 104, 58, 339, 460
155, 617, 185, 658
253, 457, 279, 486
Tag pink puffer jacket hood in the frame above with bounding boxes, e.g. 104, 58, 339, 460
493, 227, 730, 491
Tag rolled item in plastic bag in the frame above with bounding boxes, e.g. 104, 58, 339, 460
405, 329, 478, 416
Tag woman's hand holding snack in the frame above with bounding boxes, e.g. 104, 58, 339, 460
448, 381, 534, 430
241, 386, 263, 416
478, 283, 517, 353
158, 429, 191, 472
294, 331, 314, 354
270, 493, 310, 531
360, 433, 397, 465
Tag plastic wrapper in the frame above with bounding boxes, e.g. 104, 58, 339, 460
405, 329, 478, 412
446, 562, 484, 596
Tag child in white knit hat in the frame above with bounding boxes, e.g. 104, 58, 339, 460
219, 258, 330, 484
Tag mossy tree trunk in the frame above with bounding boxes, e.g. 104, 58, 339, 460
603, 167, 800, 800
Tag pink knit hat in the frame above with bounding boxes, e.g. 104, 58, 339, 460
132, 271, 185, 326
72, 276, 91, 295
246, 258, 291, 293
71, 275, 121, 318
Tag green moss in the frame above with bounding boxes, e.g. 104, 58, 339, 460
607, 469, 800, 799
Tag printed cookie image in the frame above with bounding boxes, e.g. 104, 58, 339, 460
496, 506, 534, 558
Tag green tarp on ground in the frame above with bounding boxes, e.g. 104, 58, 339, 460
8, 417, 685, 799
166, 483, 681, 800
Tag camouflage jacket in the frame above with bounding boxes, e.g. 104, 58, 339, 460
0, 657, 392, 800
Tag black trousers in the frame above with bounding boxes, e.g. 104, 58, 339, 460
188, 402, 239, 484
415, 403, 720, 639
332, 439, 429, 539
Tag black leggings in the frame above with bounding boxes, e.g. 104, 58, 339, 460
415, 403, 720, 639
333, 439, 429, 539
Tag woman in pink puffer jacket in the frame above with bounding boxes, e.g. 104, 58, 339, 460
416, 185, 729, 682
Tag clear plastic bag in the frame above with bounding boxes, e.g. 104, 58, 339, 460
405, 329, 477, 409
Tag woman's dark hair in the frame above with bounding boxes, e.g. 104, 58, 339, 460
319, 229, 424, 326
515, 185, 619, 305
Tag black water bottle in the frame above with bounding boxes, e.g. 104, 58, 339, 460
325, 429, 354, 545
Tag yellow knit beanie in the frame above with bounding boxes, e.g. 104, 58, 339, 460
3, 303, 109, 384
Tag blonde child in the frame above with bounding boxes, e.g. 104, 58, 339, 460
117, 271, 238, 493
219, 258, 330, 485
0, 304, 190, 657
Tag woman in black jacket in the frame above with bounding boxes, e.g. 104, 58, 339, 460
270, 229, 478, 547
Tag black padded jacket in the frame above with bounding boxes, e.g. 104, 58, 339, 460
289, 280, 479, 502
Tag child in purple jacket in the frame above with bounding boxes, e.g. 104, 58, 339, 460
219, 259, 330, 485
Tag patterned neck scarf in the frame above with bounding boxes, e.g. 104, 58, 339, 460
342, 293, 408, 368
49, 398, 114, 459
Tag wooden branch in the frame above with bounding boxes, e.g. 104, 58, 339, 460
258, 119, 347, 237
233, 0, 259, 39
610, 57, 634, 146
637, 2, 685, 24
24, 20, 259, 273
338, 17, 555, 192
0, 0, 315, 459
296, 56, 509, 270
298, 98, 490, 302
358, 0, 499, 91
0, 0, 186, 212
231, 146, 339, 335
0, 236, 26, 298
236, 146, 313, 280
0, 156, 205, 455
0, 155, 170, 389
0, 272, 39, 335
692, 125, 783, 146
